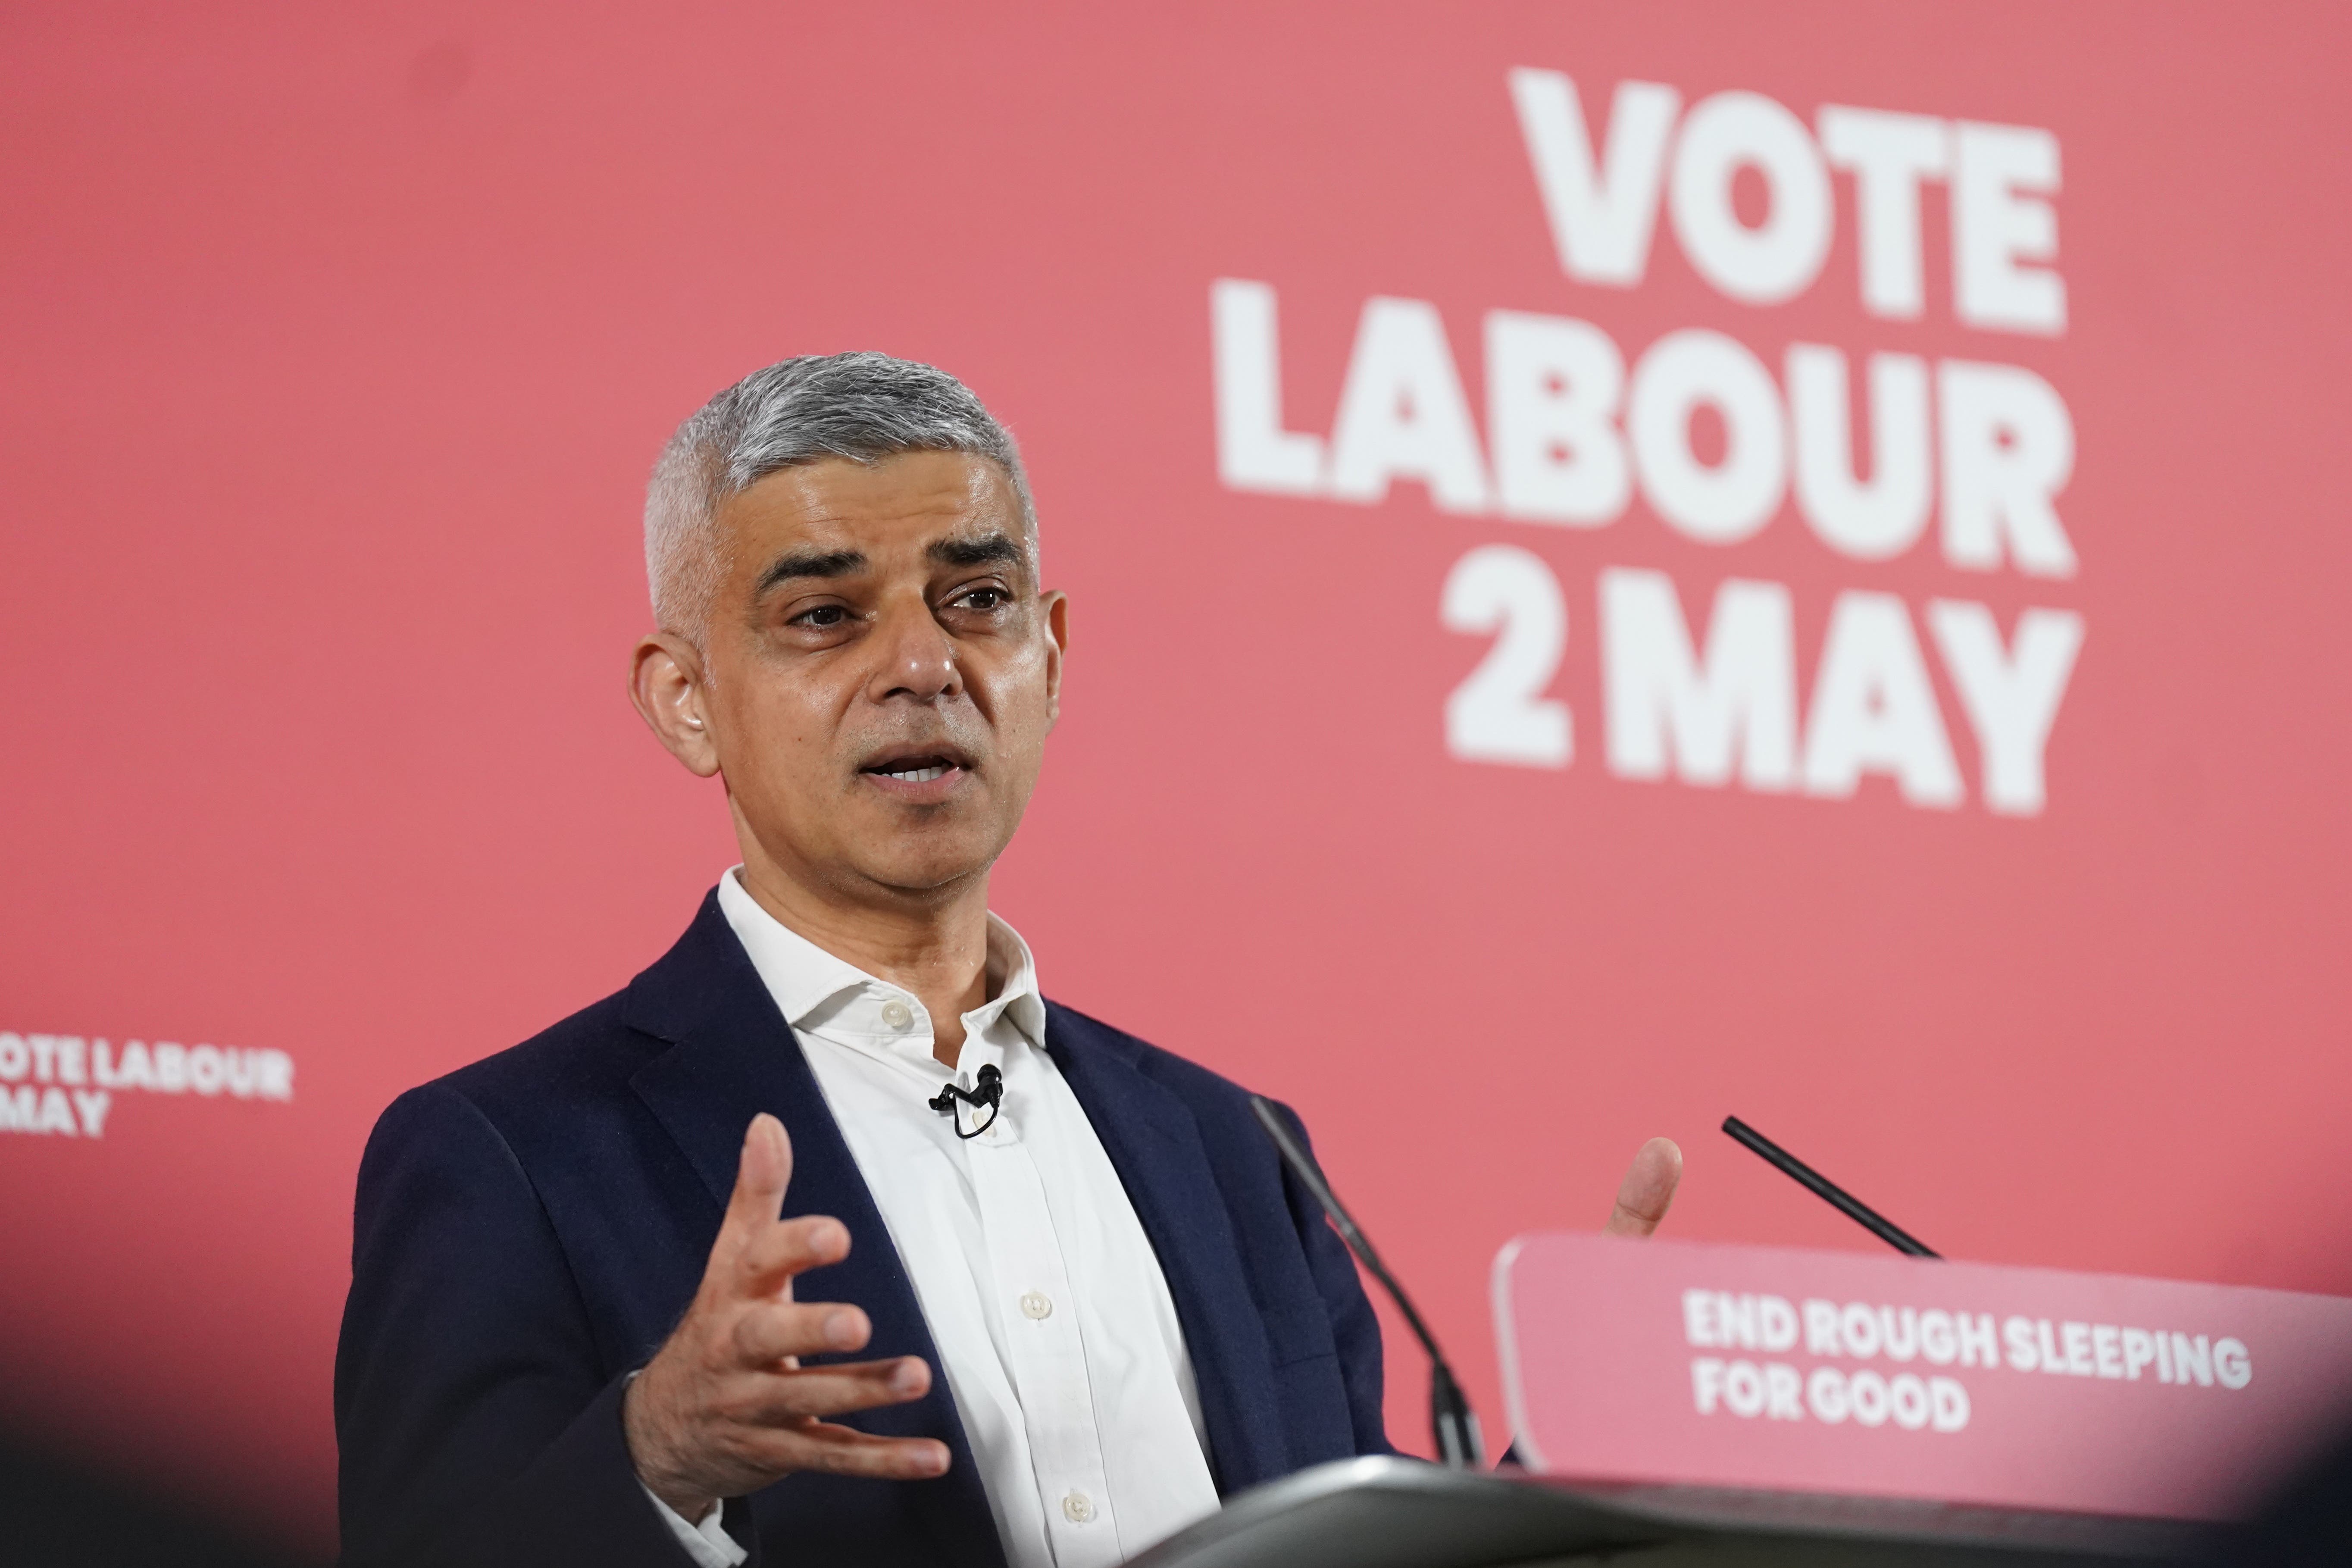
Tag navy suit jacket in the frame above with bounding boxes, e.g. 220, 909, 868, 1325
335, 892, 1389, 1568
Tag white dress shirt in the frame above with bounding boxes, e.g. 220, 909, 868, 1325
652, 871, 1218, 1568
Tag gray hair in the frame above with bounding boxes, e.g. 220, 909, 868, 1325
644, 352, 1036, 643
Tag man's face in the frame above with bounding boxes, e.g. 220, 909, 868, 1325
670, 451, 1066, 907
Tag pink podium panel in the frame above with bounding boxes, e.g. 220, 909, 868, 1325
1493, 1233, 2352, 1518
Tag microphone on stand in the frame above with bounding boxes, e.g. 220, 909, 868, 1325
1720, 1115, 1939, 1258
1248, 1095, 1484, 1469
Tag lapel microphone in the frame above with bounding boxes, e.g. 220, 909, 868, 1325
928, 1063, 1004, 1139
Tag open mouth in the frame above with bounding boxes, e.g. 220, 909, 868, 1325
858, 747, 976, 793
870, 759, 953, 784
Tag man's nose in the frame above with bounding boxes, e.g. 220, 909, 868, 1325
867, 596, 963, 704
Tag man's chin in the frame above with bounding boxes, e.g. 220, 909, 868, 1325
836, 823, 1006, 899
853, 857, 998, 901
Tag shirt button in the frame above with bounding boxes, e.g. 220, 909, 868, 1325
879, 999, 913, 1029
1061, 1491, 1095, 1524
1020, 1290, 1053, 1321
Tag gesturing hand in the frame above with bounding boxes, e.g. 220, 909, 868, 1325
1603, 1136, 1684, 1237
623, 1113, 951, 1523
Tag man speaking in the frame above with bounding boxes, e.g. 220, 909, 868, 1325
333, 354, 1680, 1568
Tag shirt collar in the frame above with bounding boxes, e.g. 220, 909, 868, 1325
715, 869, 1047, 1049
980, 915, 1048, 1046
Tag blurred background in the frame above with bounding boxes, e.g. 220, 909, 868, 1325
3, 3, 2350, 1559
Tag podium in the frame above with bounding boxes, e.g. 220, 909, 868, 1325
1125, 1226, 2352, 1568
1129, 1455, 2214, 1568
1207, 1110, 2352, 1568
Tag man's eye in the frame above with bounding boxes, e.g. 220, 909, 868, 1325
791, 604, 848, 628
956, 588, 1008, 611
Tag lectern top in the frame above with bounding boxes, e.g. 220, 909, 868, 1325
1495, 1232, 2352, 1521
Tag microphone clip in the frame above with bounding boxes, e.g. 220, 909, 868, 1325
928, 1063, 1004, 1139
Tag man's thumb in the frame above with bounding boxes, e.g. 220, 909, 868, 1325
1604, 1136, 1683, 1237
731, 1112, 794, 1220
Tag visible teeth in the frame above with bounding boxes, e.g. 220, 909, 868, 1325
884, 765, 948, 783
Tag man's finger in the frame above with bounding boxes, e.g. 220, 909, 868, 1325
731, 1298, 875, 1366
738, 1355, 934, 1421
733, 1213, 850, 1300
757, 1425, 952, 1482
708, 1114, 794, 1281
1604, 1136, 1684, 1237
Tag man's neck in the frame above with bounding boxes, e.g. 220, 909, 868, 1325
732, 861, 995, 1069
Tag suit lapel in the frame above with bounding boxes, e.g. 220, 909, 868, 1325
1044, 1003, 1291, 1492
622, 893, 1005, 1568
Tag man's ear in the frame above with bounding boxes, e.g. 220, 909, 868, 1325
630, 632, 722, 777
1041, 591, 1070, 731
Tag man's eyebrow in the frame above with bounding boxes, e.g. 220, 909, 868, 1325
754, 549, 866, 595
928, 533, 1027, 570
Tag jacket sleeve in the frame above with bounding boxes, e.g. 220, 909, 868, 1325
335, 1083, 743, 1568
1269, 1099, 1394, 1457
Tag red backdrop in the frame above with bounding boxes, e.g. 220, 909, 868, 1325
5, 3, 2351, 1557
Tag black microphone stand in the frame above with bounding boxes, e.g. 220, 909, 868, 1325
1721, 1115, 1940, 1257
1249, 1095, 1484, 1468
